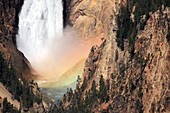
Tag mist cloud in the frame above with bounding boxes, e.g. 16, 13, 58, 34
29, 27, 101, 80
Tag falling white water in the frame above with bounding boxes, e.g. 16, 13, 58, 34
16, 0, 101, 80
17, 0, 63, 60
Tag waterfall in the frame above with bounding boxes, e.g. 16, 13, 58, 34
16, 0, 100, 80
17, 0, 63, 60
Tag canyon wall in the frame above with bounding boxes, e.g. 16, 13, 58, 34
67, 0, 122, 40
0, 0, 169, 112
0, 0, 35, 80
59, 0, 170, 112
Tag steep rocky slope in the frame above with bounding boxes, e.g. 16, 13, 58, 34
67, 0, 122, 40
0, 0, 35, 80
58, 0, 170, 113
0, 82, 20, 109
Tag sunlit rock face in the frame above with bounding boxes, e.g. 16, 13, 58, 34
57, 0, 170, 112
68, 0, 124, 40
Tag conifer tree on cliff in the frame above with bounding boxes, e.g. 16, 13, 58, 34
99, 75, 107, 103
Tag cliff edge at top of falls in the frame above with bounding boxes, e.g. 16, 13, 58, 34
0, 0, 36, 80
57, 0, 170, 113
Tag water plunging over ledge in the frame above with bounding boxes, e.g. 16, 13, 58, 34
16, 0, 101, 103
17, 0, 63, 60
16, 0, 65, 102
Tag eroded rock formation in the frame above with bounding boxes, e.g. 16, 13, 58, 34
0, 0, 35, 80
58, 0, 170, 113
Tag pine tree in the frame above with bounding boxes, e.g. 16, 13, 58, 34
99, 75, 107, 103
2, 98, 8, 113
81, 77, 87, 92
91, 80, 97, 100
63, 94, 66, 102
76, 75, 81, 83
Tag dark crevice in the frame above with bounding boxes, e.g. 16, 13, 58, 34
167, 30, 170, 44
13, 0, 24, 46
62, 0, 72, 28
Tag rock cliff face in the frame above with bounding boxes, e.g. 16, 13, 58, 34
0, 0, 35, 80
68, 0, 123, 40
59, 0, 170, 113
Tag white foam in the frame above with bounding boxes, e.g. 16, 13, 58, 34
17, 0, 63, 60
